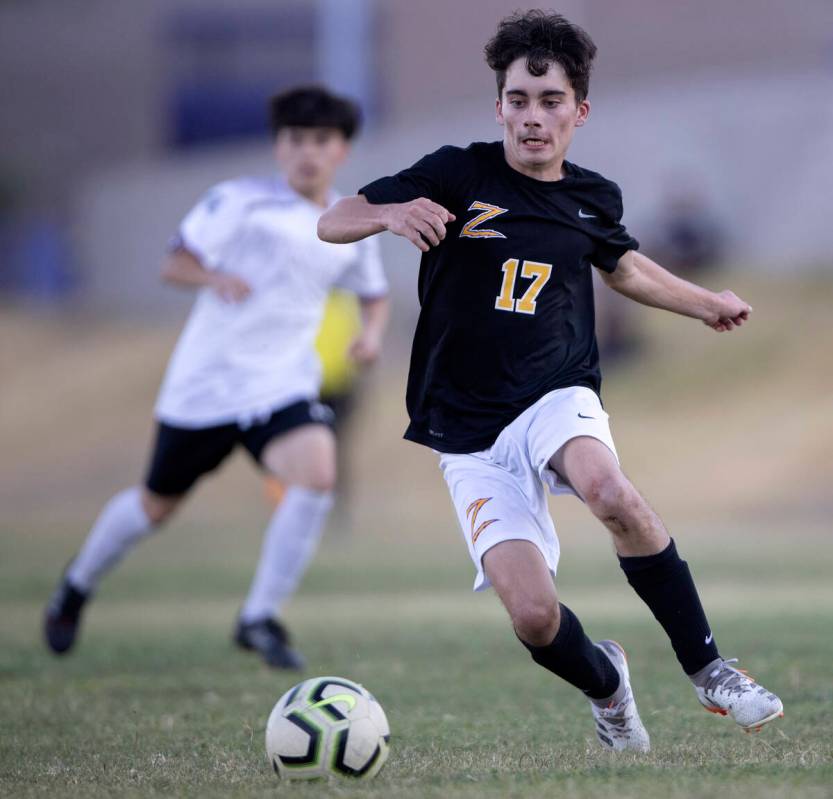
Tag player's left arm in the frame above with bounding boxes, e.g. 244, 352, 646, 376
349, 295, 390, 364
600, 250, 752, 332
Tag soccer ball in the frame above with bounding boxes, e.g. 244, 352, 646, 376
266, 675, 390, 780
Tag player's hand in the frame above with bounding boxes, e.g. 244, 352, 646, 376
349, 331, 382, 365
704, 290, 752, 332
381, 198, 456, 252
210, 273, 252, 303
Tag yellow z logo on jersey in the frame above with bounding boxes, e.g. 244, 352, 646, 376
460, 201, 509, 239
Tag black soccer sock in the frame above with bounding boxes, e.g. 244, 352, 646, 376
618, 538, 719, 675
521, 603, 620, 700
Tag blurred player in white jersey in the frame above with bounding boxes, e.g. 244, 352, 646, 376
44, 86, 389, 668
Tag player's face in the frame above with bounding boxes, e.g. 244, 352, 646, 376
275, 127, 350, 203
496, 58, 590, 179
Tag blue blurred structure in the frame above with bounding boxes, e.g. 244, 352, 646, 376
166, 7, 316, 148
0, 214, 74, 300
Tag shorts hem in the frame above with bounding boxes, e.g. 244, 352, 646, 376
472, 534, 558, 592
538, 430, 619, 496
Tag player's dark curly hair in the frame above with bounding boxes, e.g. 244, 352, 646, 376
484, 10, 597, 102
269, 85, 361, 140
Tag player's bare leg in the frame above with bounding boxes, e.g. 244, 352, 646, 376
550, 435, 783, 731
484, 540, 649, 751
549, 436, 668, 556
140, 489, 183, 525
261, 424, 337, 492
44, 487, 183, 655
483, 540, 558, 646
235, 424, 337, 669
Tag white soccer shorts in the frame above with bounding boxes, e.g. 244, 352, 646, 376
439, 386, 618, 591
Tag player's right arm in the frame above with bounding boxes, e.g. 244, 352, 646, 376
163, 180, 255, 302
161, 248, 251, 303
318, 194, 455, 253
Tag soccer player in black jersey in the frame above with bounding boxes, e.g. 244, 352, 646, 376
319, 10, 783, 750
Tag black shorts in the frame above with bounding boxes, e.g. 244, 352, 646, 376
145, 399, 335, 496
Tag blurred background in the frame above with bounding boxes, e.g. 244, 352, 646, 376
2, 0, 832, 622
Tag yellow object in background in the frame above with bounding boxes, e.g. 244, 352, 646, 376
315, 290, 361, 397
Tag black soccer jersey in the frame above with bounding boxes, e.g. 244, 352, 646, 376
359, 141, 638, 454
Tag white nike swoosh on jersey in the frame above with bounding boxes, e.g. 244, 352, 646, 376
705, 632, 713, 644
578, 209, 597, 219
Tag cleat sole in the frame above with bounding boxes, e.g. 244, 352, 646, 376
739, 708, 784, 731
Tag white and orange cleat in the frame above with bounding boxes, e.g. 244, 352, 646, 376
589, 640, 651, 752
693, 658, 784, 732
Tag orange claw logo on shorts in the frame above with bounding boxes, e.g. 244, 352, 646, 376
466, 497, 499, 544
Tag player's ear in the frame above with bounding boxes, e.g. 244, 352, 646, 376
327, 133, 351, 166
575, 99, 590, 127
495, 97, 505, 126
273, 130, 287, 165
336, 141, 351, 165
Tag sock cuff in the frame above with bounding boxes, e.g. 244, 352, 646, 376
520, 603, 576, 653
618, 538, 681, 574
551, 603, 577, 648
283, 485, 335, 510
119, 486, 153, 528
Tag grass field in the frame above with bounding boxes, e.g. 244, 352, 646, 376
2, 273, 832, 797
2, 527, 832, 798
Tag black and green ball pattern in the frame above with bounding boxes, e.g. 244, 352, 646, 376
266, 676, 390, 780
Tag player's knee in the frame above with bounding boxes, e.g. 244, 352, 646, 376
141, 490, 180, 526
582, 473, 632, 519
512, 596, 559, 647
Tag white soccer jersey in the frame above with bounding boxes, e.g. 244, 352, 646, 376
154, 177, 388, 428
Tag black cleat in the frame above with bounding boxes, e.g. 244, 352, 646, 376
44, 579, 89, 655
233, 617, 305, 670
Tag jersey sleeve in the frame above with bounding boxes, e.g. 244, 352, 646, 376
590, 182, 639, 273
171, 182, 248, 270
358, 145, 459, 207
334, 235, 389, 298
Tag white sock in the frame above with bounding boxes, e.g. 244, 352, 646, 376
240, 486, 334, 623
66, 486, 155, 593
